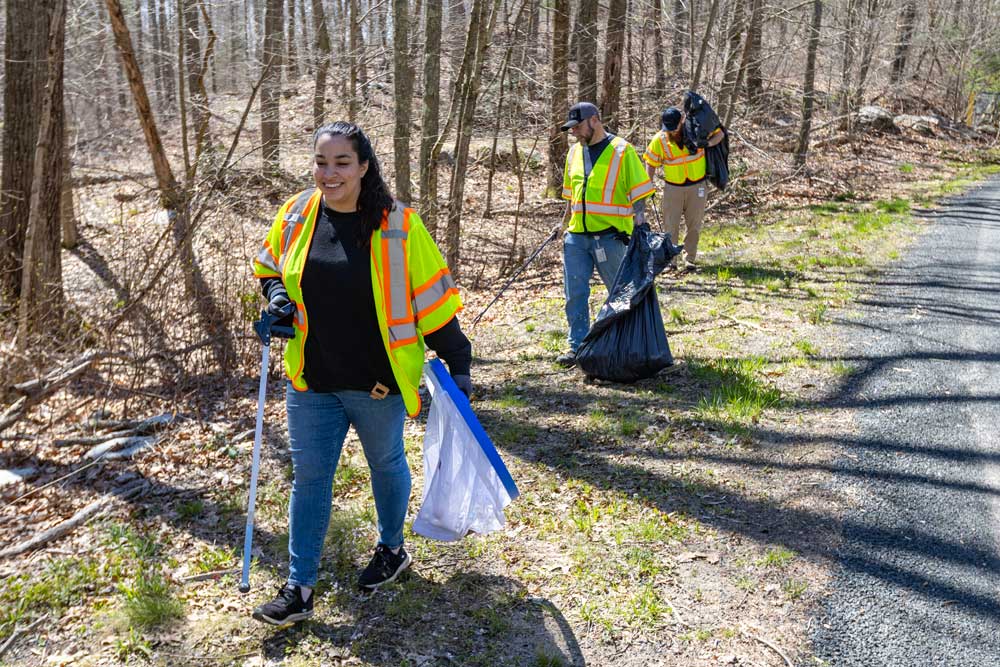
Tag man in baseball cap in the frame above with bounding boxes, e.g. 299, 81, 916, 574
554, 101, 654, 368
644, 105, 708, 272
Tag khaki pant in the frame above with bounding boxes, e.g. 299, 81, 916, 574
663, 181, 707, 262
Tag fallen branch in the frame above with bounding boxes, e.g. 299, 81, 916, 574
12, 350, 106, 398
0, 479, 147, 559
742, 629, 793, 667
0, 613, 49, 660
55, 412, 176, 447
179, 567, 239, 584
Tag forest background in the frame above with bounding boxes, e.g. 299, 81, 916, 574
2, 0, 1000, 665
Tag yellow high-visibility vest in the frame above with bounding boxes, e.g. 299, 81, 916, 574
561, 136, 654, 234
643, 130, 707, 185
253, 189, 462, 417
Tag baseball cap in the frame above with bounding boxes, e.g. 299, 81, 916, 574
560, 102, 599, 131
661, 107, 682, 131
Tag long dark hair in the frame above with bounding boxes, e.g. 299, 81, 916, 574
312, 121, 394, 243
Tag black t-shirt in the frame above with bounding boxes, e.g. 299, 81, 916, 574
261, 204, 471, 393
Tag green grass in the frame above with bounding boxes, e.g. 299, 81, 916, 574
0, 556, 105, 641
176, 499, 204, 520
195, 544, 236, 573
899, 163, 915, 174
758, 547, 796, 568
496, 385, 528, 409
874, 198, 910, 214
691, 357, 783, 427
541, 330, 565, 353
669, 307, 689, 325
118, 571, 184, 628
794, 339, 819, 357
782, 578, 808, 600
807, 301, 828, 324
325, 507, 370, 570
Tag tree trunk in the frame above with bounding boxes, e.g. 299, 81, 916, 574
671, 0, 685, 72
158, 0, 176, 109
311, 0, 330, 127
794, 0, 823, 167
348, 0, 361, 119
419, 0, 442, 233
261, 0, 283, 173
576, 0, 598, 102
17, 0, 65, 343
599, 0, 626, 126
0, 0, 51, 303
890, 0, 917, 85
651, 0, 666, 96
61, 123, 77, 250
744, 0, 763, 104
182, 0, 207, 146
851, 0, 882, 115
717, 0, 745, 123
691, 0, 720, 91
392, 0, 413, 203
445, 0, 498, 279
547, 0, 568, 198
838, 0, 859, 126
286, 0, 298, 79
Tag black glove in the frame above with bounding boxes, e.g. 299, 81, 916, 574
614, 231, 631, 246
453, 374, 473, 399
267, 290, 295, 319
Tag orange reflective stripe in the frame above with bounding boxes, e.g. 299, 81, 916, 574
412, 270, 459, 319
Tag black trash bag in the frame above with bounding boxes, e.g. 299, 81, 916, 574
576, 224, 683, 383
705, 126, 730, 190
681, 91, 721, 150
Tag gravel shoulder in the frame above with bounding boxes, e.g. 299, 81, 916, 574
813, 178, 1000, 666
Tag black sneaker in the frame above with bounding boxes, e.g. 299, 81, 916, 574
555, 350, 577, 368
358, 544, 411, 590
252, 584, 314, 625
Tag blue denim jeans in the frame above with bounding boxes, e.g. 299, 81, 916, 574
563, 231, 628, 351
285, 384, 409, 588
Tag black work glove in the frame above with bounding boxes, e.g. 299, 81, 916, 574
453, 374, 473, 399
266, 290, 294, 319
614, 231, 631, 246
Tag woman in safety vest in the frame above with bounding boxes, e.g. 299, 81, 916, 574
250, 121, 472, 625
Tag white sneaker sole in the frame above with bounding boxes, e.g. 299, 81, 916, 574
252, 609, 313, 626
360, 553, 412, 590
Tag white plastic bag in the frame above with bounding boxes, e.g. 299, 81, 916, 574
412, 359, 520, 541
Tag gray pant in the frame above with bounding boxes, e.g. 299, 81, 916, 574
663, 182, 707, 261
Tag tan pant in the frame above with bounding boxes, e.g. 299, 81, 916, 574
663, 182, 707, 261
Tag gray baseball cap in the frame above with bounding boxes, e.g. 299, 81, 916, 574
560, 102, 599, 131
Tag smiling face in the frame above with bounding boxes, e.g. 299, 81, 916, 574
313, 133, 369, 212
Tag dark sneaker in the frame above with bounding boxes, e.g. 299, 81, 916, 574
252, 584, 314, 625
358, 544, 411, 590
555, 350, 577, 368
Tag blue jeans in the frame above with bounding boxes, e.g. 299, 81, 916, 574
563, 231, 628, 351
285, 384, 409, 588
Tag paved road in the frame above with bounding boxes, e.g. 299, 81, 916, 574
813, 179, 1000, 666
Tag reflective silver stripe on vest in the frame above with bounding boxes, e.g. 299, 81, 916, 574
571, 201, 632, 216
256, 246, 279, 274
630, 180, 655, 201
389, 321, 418, 345
412, 272, 457, 316
601, 140, 626, 202
277, 190, 315, 273
385, 202, 410, 323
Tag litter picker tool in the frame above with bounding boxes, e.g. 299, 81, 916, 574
471, 225, 561, 328
239, 307, 294, 593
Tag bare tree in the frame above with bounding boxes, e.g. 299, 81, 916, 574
891, 0, 918, 85
311, 0, 330, 126
444, 0, 499, 277
795, 0, 823, 167
261, 0, 284, 173
744, 0, 763, 104
393, 0, 414, 203
671, 0, 686, 72
599, 0, 627, 126
691, 0, 721, 90
547, 0, 569, 198
419, 0, 443, 233
576, 0, 598, 102
17, 0, 66, 343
